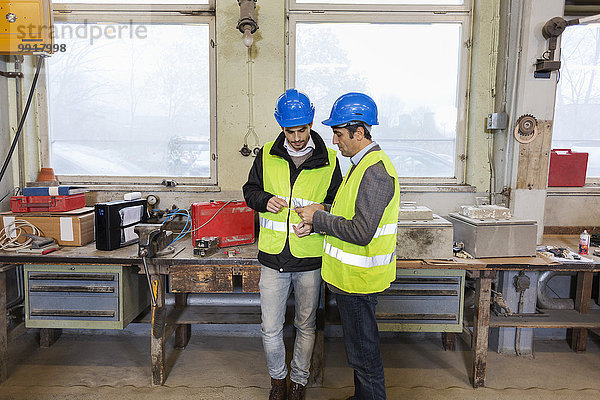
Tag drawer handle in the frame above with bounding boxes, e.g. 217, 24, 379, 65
191, 278, 210, 284
30, 285, 115, 293
31, 309, 116, 318
383, 289, 458, 296
377, 313, 457, 321
29, 273, 115, 281
393, 278, 459, 285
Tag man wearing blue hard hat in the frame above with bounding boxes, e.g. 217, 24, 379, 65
296, 92, 400, 400
243, 88, 342, 400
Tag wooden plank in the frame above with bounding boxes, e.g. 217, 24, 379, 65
516, 120, 552, 190
151, 275, 166, 386
570, 271, 593, 352
442, 332, 457, 351
0, 270, 7, 383
239, 266, 260, 293
472, 276, 492, 388
309, 284, 325, 388
488, 309, 600, 328
174, 293, 191, 350
170, 266, 233, 293
40, 328, 62, 348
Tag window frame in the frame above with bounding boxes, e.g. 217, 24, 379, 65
41, 2, 217, 187
552, 19, 600, 186
287, 3, 472, 184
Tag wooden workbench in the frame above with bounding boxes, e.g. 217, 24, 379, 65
0, 235, 599, 389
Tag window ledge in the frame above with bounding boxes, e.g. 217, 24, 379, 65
67, 184, 221, 193
399, 184, 476, 193
547, 186, 600, 196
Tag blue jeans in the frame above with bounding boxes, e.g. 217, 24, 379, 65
259, 265, 321, 386
336, 292, 386, 400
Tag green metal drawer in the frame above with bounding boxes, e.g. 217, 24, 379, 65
377, 269, 465, 333
24, 264, 149, 330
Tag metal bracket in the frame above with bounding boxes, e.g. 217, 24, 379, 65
0, 71, 24, 79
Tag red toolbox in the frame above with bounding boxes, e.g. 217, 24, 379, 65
548, 149, 589, 187
10, 193, 86, 213
191, 200, 255, 248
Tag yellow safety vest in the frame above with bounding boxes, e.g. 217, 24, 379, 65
259, 141, 337, 258
321, 150, 400, 293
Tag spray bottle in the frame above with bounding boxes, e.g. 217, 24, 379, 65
579, 230, 591, 255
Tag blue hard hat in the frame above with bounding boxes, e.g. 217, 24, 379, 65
274, 89, 315, 127
322, 92, 379, 127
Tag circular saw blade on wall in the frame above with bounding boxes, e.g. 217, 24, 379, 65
514, 114, 538, 144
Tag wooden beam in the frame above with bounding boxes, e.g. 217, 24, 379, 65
472, 275, 492, 388
0, 269, 7, 383
174, 293, 191, 350
151, 275, 167, 386
442, 332, 457, 351
40, 328, 62, 348
569, 271, 593, 352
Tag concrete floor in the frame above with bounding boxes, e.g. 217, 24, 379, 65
1, 327, 600, 400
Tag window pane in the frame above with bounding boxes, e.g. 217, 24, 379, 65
47, 23, 211, 177
295, 22, 461, 177
552, 25, 600, 178
296, 0, 463, 5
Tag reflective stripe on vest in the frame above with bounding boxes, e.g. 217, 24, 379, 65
260, 216, 287, 232
290, 197, 319, 208
324, 242, 395, 268
373, 223, 397, 239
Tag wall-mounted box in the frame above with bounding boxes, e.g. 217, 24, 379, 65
24, 264, 149, 329
0, 0, 53, 55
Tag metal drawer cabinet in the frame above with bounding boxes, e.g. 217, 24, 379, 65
377, 269, 465, 333
24, 265, 149, 329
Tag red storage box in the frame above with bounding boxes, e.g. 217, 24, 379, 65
10, 193, 86, 213
191, 200, 255, 248
548, 149, 589, 187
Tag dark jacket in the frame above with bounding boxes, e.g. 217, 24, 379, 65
243, 130, 343, 272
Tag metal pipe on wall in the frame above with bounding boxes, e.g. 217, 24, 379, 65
164, 292, 260, 307
536, 271, 576, 310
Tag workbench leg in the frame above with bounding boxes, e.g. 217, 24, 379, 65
442, 332, 456, 351
151, 275, 167, 386
569, 271, 593, 353
309, 283, 325, 387
0, 270, 7, 383
472, 275, 492, 388
174, 293, 191, 350
40, 328, 62, 348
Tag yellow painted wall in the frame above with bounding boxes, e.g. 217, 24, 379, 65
465, 0, 499, 192
216, 1, 285, 193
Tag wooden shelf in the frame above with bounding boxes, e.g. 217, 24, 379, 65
465, 309, 600, 329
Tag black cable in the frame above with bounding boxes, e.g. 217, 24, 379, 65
0, 56, 44, 184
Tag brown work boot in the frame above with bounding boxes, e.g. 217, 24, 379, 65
269, 377, 287, 400
288, 381, 306, 400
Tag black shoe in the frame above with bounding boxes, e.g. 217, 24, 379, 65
269, 377, 287, 400
288, 381, 306, 400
